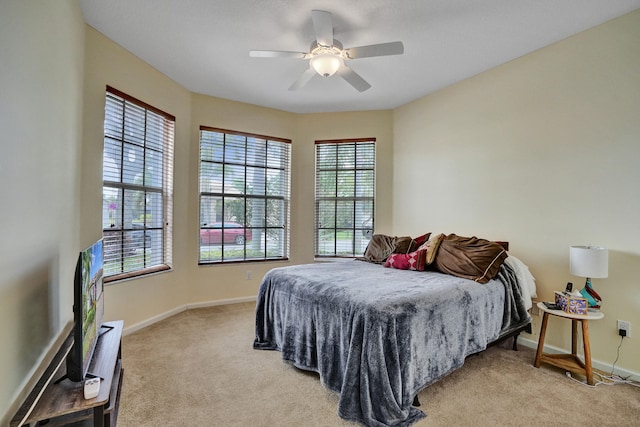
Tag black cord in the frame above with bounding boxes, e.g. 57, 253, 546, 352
610, 335, 624, 376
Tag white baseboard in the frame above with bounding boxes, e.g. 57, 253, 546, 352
186, 295, 256, 310
518, 337, 640, 382
122, 296, 257, 336
123, 306, 187, 336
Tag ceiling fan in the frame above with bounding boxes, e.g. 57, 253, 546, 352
249, 10, 404, 92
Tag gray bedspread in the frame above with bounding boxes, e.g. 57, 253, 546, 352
254, 261, 529, 426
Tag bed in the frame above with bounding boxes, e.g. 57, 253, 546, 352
253, 235, 535, 427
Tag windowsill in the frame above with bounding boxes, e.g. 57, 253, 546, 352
313, 257, 362, 263
104, 265, 172, 285
198, 257, 290, 266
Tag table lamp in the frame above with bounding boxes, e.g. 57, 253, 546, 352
570, 245, 608, 309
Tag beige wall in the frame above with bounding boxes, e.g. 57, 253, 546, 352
83, 29, 394, 326
292, 111, 395, 263
393, 10, 640, 374
82, 26, 194, 329
188, 100, 395, 303
0, 1, 85, 423
186, 94, 297, 304
3, 5, 638, 423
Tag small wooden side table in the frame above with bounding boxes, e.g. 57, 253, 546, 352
534, 301, 604, 385
12, 320, 124, 427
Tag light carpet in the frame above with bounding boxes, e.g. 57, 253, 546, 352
118, 302, 639, 426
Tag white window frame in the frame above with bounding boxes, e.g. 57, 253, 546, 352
102, 86, 174, 281
198, 127, 291, 264
315, 139, 375, 258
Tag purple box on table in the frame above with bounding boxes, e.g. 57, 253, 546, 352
554, 291, 588, 315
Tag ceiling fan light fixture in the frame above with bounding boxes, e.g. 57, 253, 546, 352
310, 53, 342, 78
250, 10, 404, 91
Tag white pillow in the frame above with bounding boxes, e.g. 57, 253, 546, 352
504, 255, 537, 310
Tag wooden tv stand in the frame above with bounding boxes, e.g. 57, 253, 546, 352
11, 321, 124, 427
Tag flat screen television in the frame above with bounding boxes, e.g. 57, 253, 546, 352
64, 239, 105, 382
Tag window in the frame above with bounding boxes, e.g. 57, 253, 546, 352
102, 86, 174, 281
199, 127, 290, 263
315, 139, 375, 257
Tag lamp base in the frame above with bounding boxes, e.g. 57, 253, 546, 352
580, 279, 601, 308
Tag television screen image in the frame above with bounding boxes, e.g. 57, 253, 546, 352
65, 239, 105, 382
80, 239, 104, 377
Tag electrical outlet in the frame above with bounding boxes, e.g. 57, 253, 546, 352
246, 270, 252, 280
617, 320, 631, 337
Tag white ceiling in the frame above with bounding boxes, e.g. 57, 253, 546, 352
79, 0, 640, 114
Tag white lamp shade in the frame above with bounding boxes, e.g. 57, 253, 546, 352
570, 246, 608, 278
310, 54, 342, 77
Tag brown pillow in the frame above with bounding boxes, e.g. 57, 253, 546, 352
393, 233, 431, 255
363, 234, 397, 263
433, 234, 508, 284
363, 233, 432, 263
393, 236, 415, 254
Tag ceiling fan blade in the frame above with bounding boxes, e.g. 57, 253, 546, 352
311, 10, 333, 47
288, 67, 316, 91
344, 41, 404, 59
337, 66, 371, 92
250, 50, 308, 59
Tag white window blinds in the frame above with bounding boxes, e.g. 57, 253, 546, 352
102, 86, 174, 280
315, 139, 375, 257
199, 127, 291, 263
